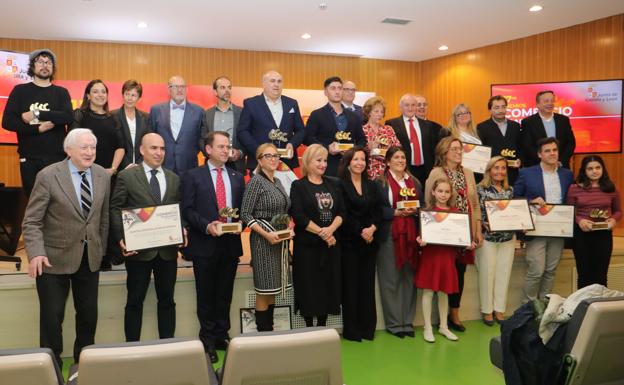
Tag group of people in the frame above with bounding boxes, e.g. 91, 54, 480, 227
3, 48, 621, 367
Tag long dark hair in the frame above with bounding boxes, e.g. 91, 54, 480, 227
338, 146, 369, 180
576, 155, 615, 193
80, 79, 110, 113
377, 146, 420, 190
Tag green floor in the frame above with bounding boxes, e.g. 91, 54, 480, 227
62, 320, 504, 385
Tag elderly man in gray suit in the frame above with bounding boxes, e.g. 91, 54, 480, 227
201, 76, 245, 173
23, 128, 111, 369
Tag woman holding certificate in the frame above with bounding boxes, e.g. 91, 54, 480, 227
375, 146, 421, 339
567, 155, 621, 289
425, 136, 482, 332
290, 144, 344, 327
241, 143, 293, 331
362, 97, 400, 179
476, 156, 515, 325
337, 147, 381, 341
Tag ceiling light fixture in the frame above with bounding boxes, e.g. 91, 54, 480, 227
137, 22, 148, 28
438, 45, 449, 51
301, 33, 312, 40
529, 5, 543, 12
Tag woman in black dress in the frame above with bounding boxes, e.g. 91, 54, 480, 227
338, 146, 381, 341
241, 143, 293, 331
290, 144, 344, 327
71, 79, 124, 175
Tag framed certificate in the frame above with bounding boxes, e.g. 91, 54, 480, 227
484, 199, 535, 231
240, 306, 292, 333
121, 203, 184, 252
461, 143, 492, 174
419, 209, 472, 247
525, 204, 575, 238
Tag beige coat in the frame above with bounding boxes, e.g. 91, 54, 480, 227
23, 159, 111, 274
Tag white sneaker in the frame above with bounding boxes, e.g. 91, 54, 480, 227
439, 327, 459, 341
423, 327, 435, 343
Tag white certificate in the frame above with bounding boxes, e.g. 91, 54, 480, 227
121, 203, 184, 252
525, 204, 575, 238
485, 199, 535, 232
420, 210, 472, 247
461, 143, 492, 174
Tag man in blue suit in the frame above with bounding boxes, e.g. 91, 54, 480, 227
150, 75, 205, 175
181, 131, 244, 364
237, 70, 305, 171
514, 137, 574, 302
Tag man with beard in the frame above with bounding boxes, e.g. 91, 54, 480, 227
2, 49, 73, 195
201, 76, 245, 173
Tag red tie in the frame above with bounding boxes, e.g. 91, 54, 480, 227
408, 118, 423, 166
216, 168, 227, 222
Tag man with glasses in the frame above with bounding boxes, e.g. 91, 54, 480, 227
341, 80, 364, 121
2, 48, 73, 195
150, 75, 205, 175
386, 93, 441, 186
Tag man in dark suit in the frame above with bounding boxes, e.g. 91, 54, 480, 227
385, 93, 441, 186
305, 76, 365, 176
110, 133, 185, 342
341, 80, 364, 122
477, 95, 522, 185
514, 137, 574, 302
149, 75, 205, 175
111, 79, 152, 169
201, 76, 245, 173
237, 70, 305, 172
181, 131, 245, 363
22, 128, 110, 368
521, 90, 576, 169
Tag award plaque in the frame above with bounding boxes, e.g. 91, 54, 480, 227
484, 199, 534, 232
275, 229, 292, 240
121, 203, 184, 252
589, 208, 611, 231
217, 207, 243, 233
397, 187, 420, 210
525, 204, 575, 238
371, 148, 387, 157
506, 159, 521, 168
461, 143, 492, 174
276, 147, 293, 159
335, 131, 354, 151
268, 129, 291, 158
419, 210, 472, 247
591, 222, 610, 231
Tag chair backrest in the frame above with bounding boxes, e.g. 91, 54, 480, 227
76, 338, 214, 385
0, 348, 64, 385
219, 327, 343, 385
565, 296, 624, 385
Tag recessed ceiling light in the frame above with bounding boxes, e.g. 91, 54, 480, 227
438, 45, 449, 51
137, 22, 148, 28
529, 5, 543, 12
301, 33, 312, 40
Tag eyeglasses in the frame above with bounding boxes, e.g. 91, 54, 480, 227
456, 111, 471, 117
168, 85, 187, 90
416, 103, 428, 107
261, 153, 280, 160
34, 59, 53, 67
343, 88, 356, 92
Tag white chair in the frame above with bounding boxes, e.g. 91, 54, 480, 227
0, 347, 64, 385
219, 327, 343, 385
74, 338, 217, 385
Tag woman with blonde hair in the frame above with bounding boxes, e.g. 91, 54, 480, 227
362, 96, 400, 179
289, 144, 344, 327
476, 156, 515, 325
241, 143, 293, 331
444, 103, 481, 145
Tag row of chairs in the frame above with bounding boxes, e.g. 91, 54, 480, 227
0, 327, 343, 385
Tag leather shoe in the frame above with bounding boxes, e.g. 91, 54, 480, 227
207, 348, 218, 364
389, 330, 405, 338
214, 338, 230, 351
482, 314, 495, 327
447, 316, 466, 332
494, 312, 505, 324
403, 331, 415, 338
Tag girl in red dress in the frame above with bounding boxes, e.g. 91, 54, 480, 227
415, 177, 476, 343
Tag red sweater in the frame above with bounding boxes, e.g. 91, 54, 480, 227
566, 185, 622, 224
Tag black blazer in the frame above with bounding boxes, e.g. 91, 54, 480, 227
520, 113, 576, 168
385, 116, 440, 186
180, 163, 245, 259
111, 108, 151, 169
476, 118, 522, 161
305, 104, 365, 176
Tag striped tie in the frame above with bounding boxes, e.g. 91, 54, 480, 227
78, 171, 92, 218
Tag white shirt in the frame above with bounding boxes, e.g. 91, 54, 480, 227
541, 164, 562, 204
170, 100, 186, 140
403, 115, 424, 165
142, 162, 166, 200
127, 116, 137, 163
264, 95, 283, 127
387, 170, 409, 205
